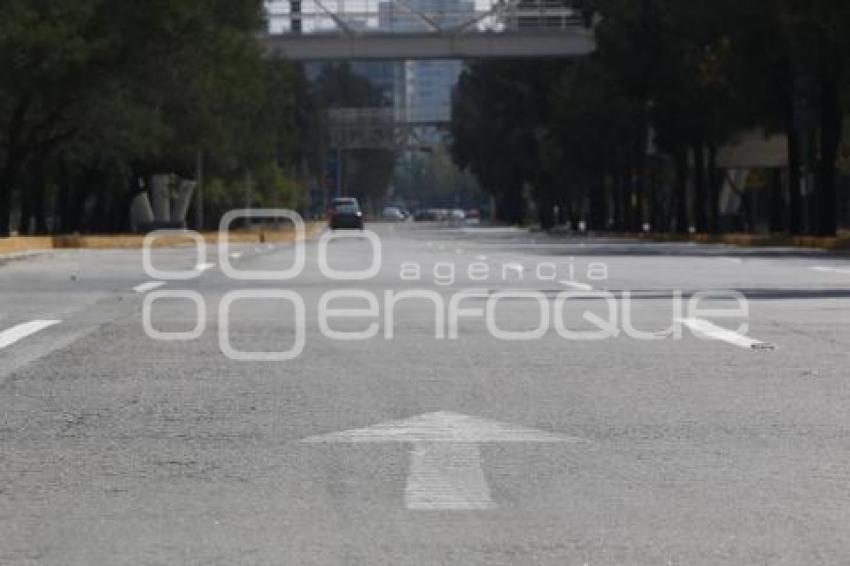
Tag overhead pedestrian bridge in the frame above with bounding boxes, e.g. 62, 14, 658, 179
263, 0, 597, 60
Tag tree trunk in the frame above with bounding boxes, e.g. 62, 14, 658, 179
786, 105, 804, 235
707, 144, 720, 234
623, 163, 635, 231
33, 175, 49, 234
0, 176, 12, 237
769, 169, 785, 233
19, 180, 32, 236
815, 62, 842, 237
0, 159, 24, 237
633, 144, 646, 232
538, 195, 556, 230
674, 150, 689, 234
693, 142, 707, 233
612, 167, 623, 231
0, 149, 25, 236
589, 173, 606, 231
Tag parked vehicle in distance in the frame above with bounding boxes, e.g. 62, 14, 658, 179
328, 197, 364, 230
382, 206, 407, 221
413, 208, 439, 221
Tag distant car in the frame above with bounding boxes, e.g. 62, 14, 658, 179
382, 206, 406, 222
450, 209, 466, 221
414, 209, 438, 221
329, 197, 364, 230
465, 209, 481, 224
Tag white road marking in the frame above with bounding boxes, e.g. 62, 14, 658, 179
0, 320, 62, 350
302, 411, 586, 511
810, 266, 850, 275
560, 280, 594, 291
407, 442, 494, 510
194, 262, 215, 273
229, 252, 243, 260
678, 318, 775, 350
133, 281, 165, 294
475, 255, 488, 261
504, 262, 525, 275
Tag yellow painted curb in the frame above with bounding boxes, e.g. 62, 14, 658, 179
0, 222, 326, 255
637, 232, 850, 251
0, 237, 54, 255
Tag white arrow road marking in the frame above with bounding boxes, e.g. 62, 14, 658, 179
302, 411, 586, 511
0, 320, 61, 350
810, 266, 850, 275
133, 281, 165, 294
560, 280, 594, 291
406, 443, 494, 510
678, 318, 775, 351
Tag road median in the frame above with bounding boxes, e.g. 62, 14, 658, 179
0, 222, 326, 255
637, 232, 850, 251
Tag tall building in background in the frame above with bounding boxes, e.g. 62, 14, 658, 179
378, 0, 475, 125
404, 59, 463, 123
304, 0, 475, 146
349, 62, 406, 119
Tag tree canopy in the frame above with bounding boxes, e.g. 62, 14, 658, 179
451, 0, 850, 235
0, 0, 319, 235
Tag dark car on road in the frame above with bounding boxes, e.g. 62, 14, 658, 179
329, 197, 364, 230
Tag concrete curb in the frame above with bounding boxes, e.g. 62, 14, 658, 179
636, 232, 850, 251
0, 222, 326, 256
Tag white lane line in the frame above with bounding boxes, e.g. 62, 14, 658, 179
194, 262, 215, 273
678, 318, 775, 351
0, 320, 62, 350
229, 252, 244, 260
560, 280, 594, 291
810, 266, 850, 275
133, 281, 165, 294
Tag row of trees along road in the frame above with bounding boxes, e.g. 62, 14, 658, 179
451, 0, 850, 236
0, 0, 331, 236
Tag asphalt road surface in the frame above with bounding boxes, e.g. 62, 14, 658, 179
2, 224, 850, 565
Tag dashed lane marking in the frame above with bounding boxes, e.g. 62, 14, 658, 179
560, 280, 594, 291
0, 320, 62, 350
133, 281, 165, 294
678, 317, 776, 351
810, 266, 850, 275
